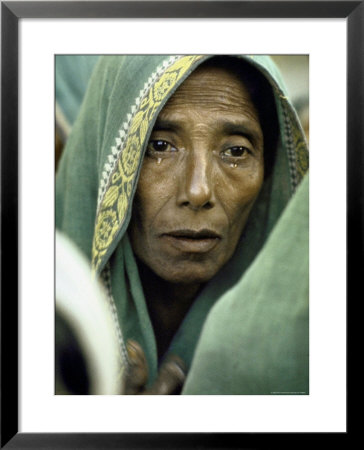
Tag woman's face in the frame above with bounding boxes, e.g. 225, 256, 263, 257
129, 64, 264, 286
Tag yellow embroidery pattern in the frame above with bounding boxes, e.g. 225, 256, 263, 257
295, 133, 309, 178
279, 93, 309, 190
92, 55, 204, 272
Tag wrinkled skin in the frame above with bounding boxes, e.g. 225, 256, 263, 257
130, 64, 264, 287
128, 62, 265, 392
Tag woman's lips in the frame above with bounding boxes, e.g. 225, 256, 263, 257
161, 229, 221, 253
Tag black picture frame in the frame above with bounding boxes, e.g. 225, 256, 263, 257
1, 1, 359, 448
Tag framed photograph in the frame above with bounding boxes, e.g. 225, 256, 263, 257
2, 1, 358, 448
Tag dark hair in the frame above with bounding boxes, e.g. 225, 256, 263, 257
200, 56, 279, 178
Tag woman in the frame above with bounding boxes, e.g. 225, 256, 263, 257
56, 55, 308, 394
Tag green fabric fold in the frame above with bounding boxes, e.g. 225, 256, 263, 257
183, 174, 309, 394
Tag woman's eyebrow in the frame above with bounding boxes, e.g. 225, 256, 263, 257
152, 118, 262, 143
220, 121, 259, 142
152, 119, 181, 132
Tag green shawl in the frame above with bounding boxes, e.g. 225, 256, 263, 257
56, 55, 308, 389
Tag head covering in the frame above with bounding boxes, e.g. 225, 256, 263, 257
56, 55, 308, 388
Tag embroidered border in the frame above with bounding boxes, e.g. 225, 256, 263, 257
245, 55, 309, 193
92, 55, 204, 272
280, 96, 309, 193
96, 55, 181, 210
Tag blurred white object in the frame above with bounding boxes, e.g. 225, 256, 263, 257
56, 231, 123, 395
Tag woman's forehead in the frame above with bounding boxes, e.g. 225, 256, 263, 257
161, 64, 260, 120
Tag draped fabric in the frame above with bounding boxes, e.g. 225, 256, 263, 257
56, 55, 309, 391
183, 174, 309, 394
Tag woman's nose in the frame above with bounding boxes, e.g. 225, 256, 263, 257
177, 150, 215, 210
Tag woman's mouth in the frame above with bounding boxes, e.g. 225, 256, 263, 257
161, 229, 221, 253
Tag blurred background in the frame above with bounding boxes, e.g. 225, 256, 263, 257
55, 55, 309, 169
272, 55, 309, 139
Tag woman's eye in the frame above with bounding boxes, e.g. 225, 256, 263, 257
147, 140, 176, 153
222, 146, 250, 158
